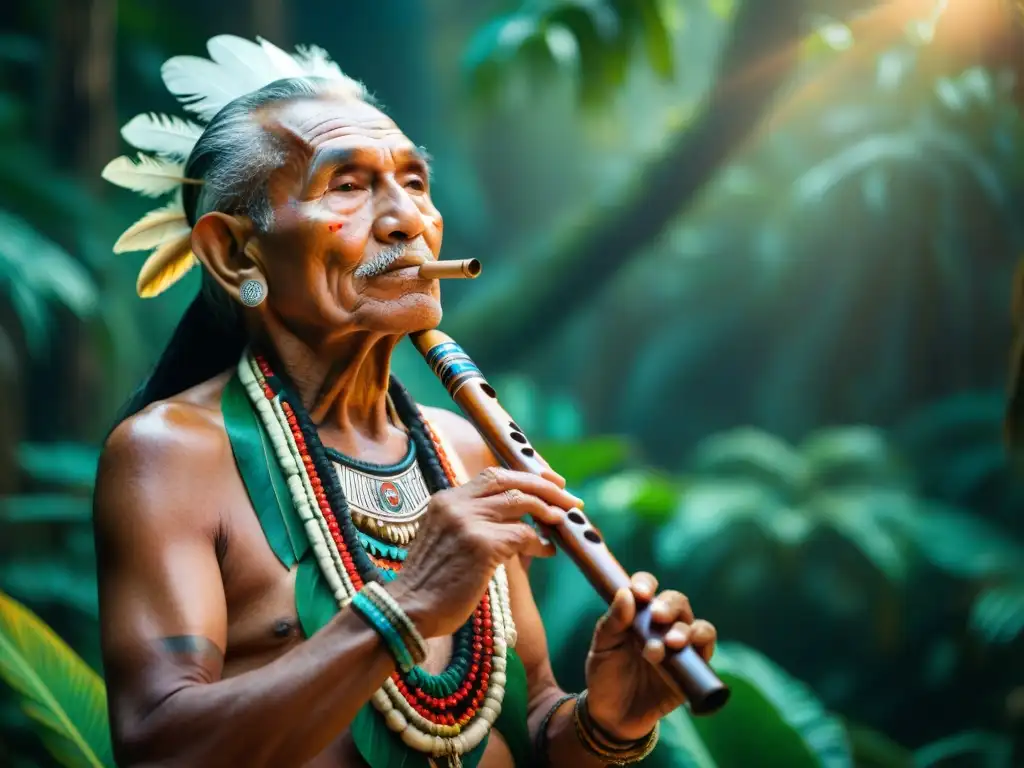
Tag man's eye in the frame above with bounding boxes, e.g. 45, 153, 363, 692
405, 178, 425, 192
335, 182, 357, 193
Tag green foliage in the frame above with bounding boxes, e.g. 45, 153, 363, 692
530, 402, 1024, 756
0, 592, 113, 768
913, 731, 1013, 768
18, 443, 101, 490
0, 210, 97, 357
462, 0, 680, 107
579, 25, 1024, 461
645, 643, 853, 768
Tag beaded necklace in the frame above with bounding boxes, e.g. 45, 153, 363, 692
236, 350, 516, 767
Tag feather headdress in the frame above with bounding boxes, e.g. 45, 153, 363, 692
103, 35, 364, 297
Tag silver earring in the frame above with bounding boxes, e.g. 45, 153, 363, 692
239, 278, 267, 307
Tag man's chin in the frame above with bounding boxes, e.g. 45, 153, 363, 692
362, 294, 443, 335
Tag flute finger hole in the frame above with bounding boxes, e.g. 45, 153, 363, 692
509, 420, 521, 431
567, 511, 586, 525
510, 432, 527, 444
583, 529, 602, 544
481, 383, 497, 398
521, 447, 535, 457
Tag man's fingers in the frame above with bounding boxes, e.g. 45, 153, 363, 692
468, 467, 583, 511
506, 522, 557, 559
648, 590, 694, 626
535, 456, 568, 490
664, 621, 690, 650
489, 489, 563, 527
690, 619, 717, 662
591, 587, 635, 652
629, 572, 659, 602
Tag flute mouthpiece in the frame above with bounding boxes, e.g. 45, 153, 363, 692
418, 259, 481, 280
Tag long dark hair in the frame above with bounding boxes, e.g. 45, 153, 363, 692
112, 77, 336, 430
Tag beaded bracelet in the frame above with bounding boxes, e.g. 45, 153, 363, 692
361, 581, 428, 665
534, 693, 578, 765
350, 589, 419, 673
573, 690, 660, 765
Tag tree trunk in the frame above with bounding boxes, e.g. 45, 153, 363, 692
45, 0, 117, 183
38, 0, 117, 442
441, 0, 806, 372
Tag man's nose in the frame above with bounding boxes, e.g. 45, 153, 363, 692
373, 186, 425, 244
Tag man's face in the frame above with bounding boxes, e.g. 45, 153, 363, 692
254, 95, 444, 345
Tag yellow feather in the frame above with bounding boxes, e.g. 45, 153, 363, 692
113, 201, 190, 253
136, 234, 197, 298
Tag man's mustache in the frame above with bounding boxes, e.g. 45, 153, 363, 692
353, 243, 408, 279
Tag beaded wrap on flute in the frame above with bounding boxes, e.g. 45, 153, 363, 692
236, 350, 517, 762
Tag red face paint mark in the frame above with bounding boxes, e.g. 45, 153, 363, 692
328, 223, 343, 233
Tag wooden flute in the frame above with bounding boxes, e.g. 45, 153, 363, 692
409, 321, 730, 715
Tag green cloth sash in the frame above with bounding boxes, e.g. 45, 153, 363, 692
221, 374, 533, 767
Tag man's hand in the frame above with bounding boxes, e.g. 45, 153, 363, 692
389, 467, 581, 639
583, 572, 717, 742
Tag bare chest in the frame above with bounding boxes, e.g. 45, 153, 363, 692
214, 480, 453, 674
213, 486, 514, 768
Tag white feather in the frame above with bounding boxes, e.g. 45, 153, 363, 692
206, 35, 281, 91
114, 198, 190, 253
120, 113, 203, 160
101, 154, 190, 198
293, 43, 348, 82
256, 37, 306, 80
161, 55, 247, 121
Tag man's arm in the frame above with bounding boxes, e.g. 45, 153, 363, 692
94, 404, 397, 768
424, 407, 606, 766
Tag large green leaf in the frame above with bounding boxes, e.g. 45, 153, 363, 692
692, 643, 853, 767
0, 591, 113, 768
641, 643, 854, 768
645, 706, 718, 768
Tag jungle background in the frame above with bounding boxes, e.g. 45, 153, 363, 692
1, 0, 1023, 766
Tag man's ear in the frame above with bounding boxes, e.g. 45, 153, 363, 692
191, 212, 265, 303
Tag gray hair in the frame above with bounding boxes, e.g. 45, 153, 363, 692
182, 76, 373, 231
181, 76, 375, 322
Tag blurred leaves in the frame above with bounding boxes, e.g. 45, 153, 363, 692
647, 643, 853, 768
0, 210, 97, 357
532, 435, 632, 488
0, 495, 92, 523
657, 426, 921, 585
580, 27, 1024, 463
0, 0, 1022, 765
18, 443, 100, 490
463, 0, 677, 107
913, 730, 1013, 768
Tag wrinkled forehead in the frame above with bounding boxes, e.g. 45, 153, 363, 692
263, 96, 423, 180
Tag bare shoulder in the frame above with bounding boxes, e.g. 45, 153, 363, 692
95, 376, 233, 540
419, 405, 497, 476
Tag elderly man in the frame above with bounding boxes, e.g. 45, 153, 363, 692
94, 36, 716, 767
